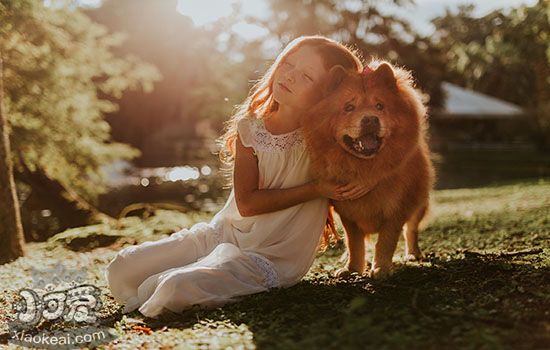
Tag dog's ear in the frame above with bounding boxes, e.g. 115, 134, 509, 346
373, 63, 397, 90
323, 65, 347, 97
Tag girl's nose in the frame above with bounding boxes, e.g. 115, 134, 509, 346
285, 71, 295, 83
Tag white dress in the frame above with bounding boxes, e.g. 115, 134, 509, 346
105, 117, 329, 318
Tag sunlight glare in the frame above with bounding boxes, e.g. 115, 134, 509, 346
166, 166, 200, 182
177, 0, 270, 40
231, 21, 269, 40
177, 0, 235, 26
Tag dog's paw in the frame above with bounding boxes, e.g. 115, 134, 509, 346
334, 267, 363, 279
334, 268, 352, 279
368, 266, 392, 279
405, 252, 424, 262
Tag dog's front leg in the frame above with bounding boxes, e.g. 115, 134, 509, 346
371, 223, 402, 279
335, 217, 365, 278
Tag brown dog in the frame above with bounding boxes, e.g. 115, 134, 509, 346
302, 61, 435, 279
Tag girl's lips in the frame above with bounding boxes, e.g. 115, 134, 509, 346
278, 82, 292, 93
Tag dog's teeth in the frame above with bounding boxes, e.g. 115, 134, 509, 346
358, 141, 363, 149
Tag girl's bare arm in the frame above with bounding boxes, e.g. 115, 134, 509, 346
233, 134, 343, 217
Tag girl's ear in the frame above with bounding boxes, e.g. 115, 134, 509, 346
373, 63, 397, 90
323, 65, 347, 97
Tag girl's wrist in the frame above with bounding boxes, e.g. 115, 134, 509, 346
306, 180, 320, 198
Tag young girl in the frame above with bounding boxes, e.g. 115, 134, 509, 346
105, 35, 371, 318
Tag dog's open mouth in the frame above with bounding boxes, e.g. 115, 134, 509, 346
343, 133, 382, 156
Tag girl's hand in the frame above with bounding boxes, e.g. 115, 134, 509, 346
313, 180, 372, 201
312, 179, 346, 201
335, 181, 373, 201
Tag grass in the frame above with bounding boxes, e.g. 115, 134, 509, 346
0, 178, 549, 349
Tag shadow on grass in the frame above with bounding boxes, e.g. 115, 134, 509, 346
0, 250, 546, 349
113, 250, 549, 349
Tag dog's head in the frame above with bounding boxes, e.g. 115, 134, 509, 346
308, 61, 426, 160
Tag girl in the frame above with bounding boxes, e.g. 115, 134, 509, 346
106, 35, 371, 318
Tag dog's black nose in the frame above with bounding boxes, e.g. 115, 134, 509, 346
361, 116, 380, 132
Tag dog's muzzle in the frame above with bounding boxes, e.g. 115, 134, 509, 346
342, 116, 383, 156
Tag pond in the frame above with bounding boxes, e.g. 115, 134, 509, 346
97, 160, 231, 218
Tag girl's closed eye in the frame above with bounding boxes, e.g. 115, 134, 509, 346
303, 73, 314, 82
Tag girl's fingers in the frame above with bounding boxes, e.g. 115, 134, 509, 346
336, 183, 371, 200
350, 191, 363, 200
355, 189, 371, 199
338, 184, 355, 192
341, 186, 369, 200
340, 188, 360, 199
339, 185, 357, 193
338, 188, 354, 199
351, 191, 366, 200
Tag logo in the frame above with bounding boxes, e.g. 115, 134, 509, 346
8, 263, 117, 349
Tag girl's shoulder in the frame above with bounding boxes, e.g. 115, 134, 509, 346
237, 117, 304, 153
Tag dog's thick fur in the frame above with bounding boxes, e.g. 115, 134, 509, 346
302, 61, 435, 279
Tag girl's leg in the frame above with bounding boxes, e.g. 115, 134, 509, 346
105, 222, 220, 310
136, 243, 270, 318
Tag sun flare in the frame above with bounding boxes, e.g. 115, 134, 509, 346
176, 0, 235, 26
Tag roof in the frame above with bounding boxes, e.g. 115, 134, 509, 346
435, 82, 525, 119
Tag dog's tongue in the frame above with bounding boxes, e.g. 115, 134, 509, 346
357, 134, 378, 150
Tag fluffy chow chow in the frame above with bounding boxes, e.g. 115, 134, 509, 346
302, 61, 436, 279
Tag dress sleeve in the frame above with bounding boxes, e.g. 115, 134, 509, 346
236, 118, 257, 152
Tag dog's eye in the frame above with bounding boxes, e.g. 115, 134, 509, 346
344, 104, 355, 112
375, 103, 384, 111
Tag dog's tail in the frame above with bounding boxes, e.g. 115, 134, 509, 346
317, 205, 341, 253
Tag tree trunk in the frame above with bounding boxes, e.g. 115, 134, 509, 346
15, 154, 117, 237
0, 54, 26, 264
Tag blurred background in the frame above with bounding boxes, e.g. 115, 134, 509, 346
1, 0, 548, 241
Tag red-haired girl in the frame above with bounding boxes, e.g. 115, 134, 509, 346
106, 35, 370, 318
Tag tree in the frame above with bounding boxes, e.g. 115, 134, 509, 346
0, 0, 160, 237
84, 0, 259, 165
247, 0, 446, 107
432, 0, 550, 148
0, 53, 26, 263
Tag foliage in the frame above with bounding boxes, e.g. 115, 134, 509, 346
249, 0, 446, 107
432, 0, 550, 147
0, 0, 160, 202
83, 0, 264, 165
83, 0, 449, 167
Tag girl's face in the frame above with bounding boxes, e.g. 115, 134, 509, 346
272, 45, 327, 110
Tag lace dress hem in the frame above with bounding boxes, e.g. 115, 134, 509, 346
211, 220, 279, 290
